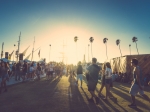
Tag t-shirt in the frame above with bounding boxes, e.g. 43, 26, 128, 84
87, 64, 101, 82
29, 66, 34, 72
1, 67, 9, 75
16, 63, 21, 71
77, 65, 83, 74
105, 67, 112, 79
33, 63, 37, 70
12, 65, 16, 71
49, 65, 54, 71
37, 66, 41, 71
23, 63, 28, 72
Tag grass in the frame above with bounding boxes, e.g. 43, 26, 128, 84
0, 75, 150, 112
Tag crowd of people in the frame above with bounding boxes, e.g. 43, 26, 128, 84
0, 57, 150, 108
84, 58, 150, 107
0, 60, 77, 93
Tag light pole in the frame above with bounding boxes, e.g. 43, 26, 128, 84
17, 32, 21, 62
13, 44, 16, 61
88, 44, 90, 62
49, 44, 51, 62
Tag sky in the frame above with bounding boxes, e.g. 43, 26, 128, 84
0, 0, 150, 65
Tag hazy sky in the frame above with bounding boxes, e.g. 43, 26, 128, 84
0, 0, 150, 64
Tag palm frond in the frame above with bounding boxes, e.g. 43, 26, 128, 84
103, 38, 108, 44
74, 36, 78, 42
132, 36, 138, 42
116, 39, 120, 46
89, 37, 94, 43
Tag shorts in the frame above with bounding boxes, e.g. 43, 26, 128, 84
129, 83, 144, 96
77, 74, 83, 80
50, 71, 53, 76
88, 81, 97, 91
55, 70, 60, 75
2, 74, 9, 80
105, 79, 112, 84
22, 72, 27, 76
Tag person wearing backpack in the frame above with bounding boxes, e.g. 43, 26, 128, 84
86, 58, 101, 105
75, 61, 83, 87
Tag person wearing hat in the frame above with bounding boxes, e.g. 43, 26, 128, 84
75, 61, 83, 87
86, 58, 101, 105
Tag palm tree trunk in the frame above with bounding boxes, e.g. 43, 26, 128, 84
135, 42, 139, 55
105, 43, 108, 59
119, 44, 122, 57
76, 42, 78, 63
129, 46, 131, 55
91, 43, 93, 58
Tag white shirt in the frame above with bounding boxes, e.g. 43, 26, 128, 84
105, 67, 112, 79
49, 64, 54, 71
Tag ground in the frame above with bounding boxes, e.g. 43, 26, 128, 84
0, 75, 150, 112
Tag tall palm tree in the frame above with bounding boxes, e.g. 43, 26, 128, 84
74, 36, 78, 62
132, 36, 139, 55
103, 38, 108, 59
116, 39, 122, 57
129, 44, 131, 55
89, 37, 94, 58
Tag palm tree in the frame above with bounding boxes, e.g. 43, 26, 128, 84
74, 36, 78, 62
116, 39, 122, 57
89, 37, 94, 58
132, 36, 139, 55
129, 44, 131, 55
103, 38, 108, 59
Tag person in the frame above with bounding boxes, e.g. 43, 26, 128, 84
103, 62, 117, 101
86, 58, 101, 105
37, 63, 41, 80
29, 63, 34, 81
98, 63, 106, 97
128, 58, 150, 107
76, 61, 83, 87
45, 63, 49, 80
0, 62, 10, 93
15, 61, 21, 81
22, 61, 28, 82
10, 63, 16, 78
49, 63, 54, 78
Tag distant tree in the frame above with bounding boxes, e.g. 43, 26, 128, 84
74, 36, 78, 62
89, 37, 94, 58
116, 39, 122, 57
129, 44, 131, 55
103, 38, 108, 59
132, 37, 139, 55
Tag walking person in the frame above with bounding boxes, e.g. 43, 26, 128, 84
49, 63, 54, 78
45, 63, 49, 80
37, 63, 41, 80
0, 62, 10, 93
86, 58, 101, 105
15, 61, 21, 81
128, 58, 150, 107
76, 61, 83, 87
102, 62, 117, 101
22, 61, 28, 82
29, 63, 34, 81
98, 63, 106, 97
11, 63, 16, 78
